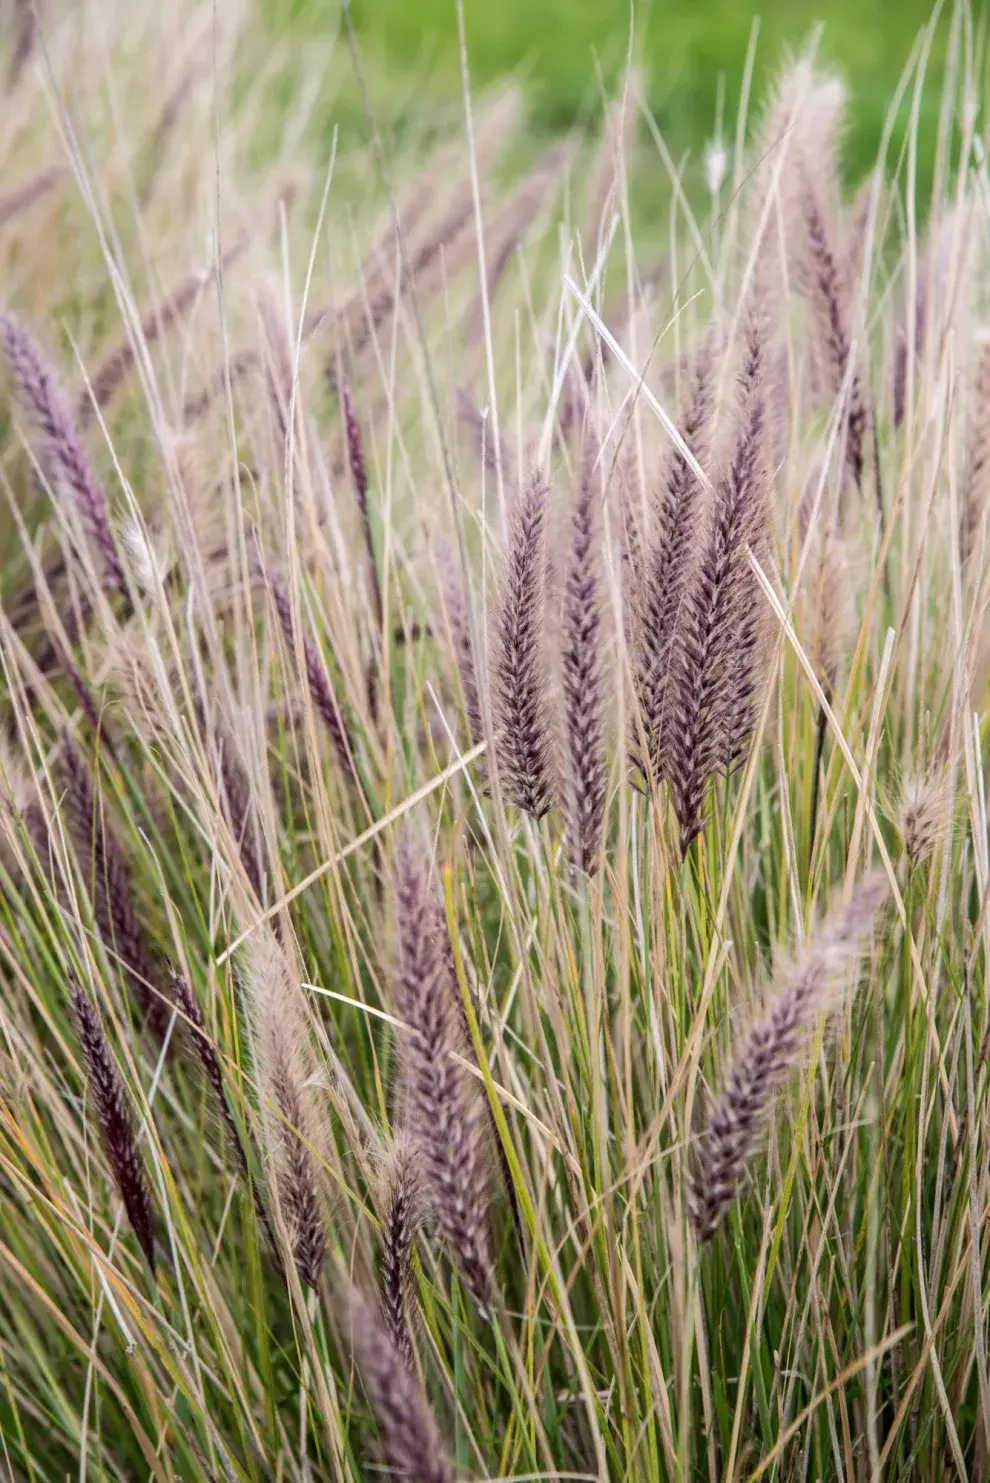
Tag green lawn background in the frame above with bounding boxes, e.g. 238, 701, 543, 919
268, 0, 980, 200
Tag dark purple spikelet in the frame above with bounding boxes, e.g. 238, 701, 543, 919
258, 551, 356, 780
344, 1284, 455, 1483
635, 340, 712, 784
62, 734, 166, 1036
797, 187, 867, 490
71, 985, 157, 1272
340, 371, 385, 634
561, 450, 608, 874
491, 470, 555, 818
667, 316, 768, 856
0, 314, 126, 596
719, 319, 771, 771
393, 838, 492, 1309
690, 873, 890, 1242
338, 372, 384, 730
173, 975, 245, 1160
434, 537, 483, 747
378, 1136, 424, 1368
340, 371, 368, 508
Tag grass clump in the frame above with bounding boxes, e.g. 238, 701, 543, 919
1, 3, 989, 1480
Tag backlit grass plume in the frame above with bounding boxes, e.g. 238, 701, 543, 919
960, 336, 990, 572
196, 699, 267, 904
243, 929, 329, 1290
690, 873, 890, 1242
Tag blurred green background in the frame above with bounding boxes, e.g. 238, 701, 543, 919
268, 1, 979, 200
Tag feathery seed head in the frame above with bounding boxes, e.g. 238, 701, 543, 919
256, 545, 356, 779
561, 446, 609, 873
960, 336, 990, 571
71, 985, 157, 1272
61, 733, 166, 1036
343, 1283, 454, 1483
691, 874, 890, 1241
393, 837, 492, 1309
900, 773, 953, 868
243, 928, 328, 1289
0, 737, 42, 869
633, 334, 713, 786
490, 468, 556, 818
797, 184, 867, 490
666, 314, 769, 855
121, 516, 171, 593
340, 371, 369, 512
377, 1133, 425, 1367
1, 313, 127, 595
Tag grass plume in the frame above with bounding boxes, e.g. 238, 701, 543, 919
71, 985, 157, 1272
393, 838, 492, 1310
1, 314, 127, 596
243, 929, 329, 1290
691, 874, 890, 1242
491, 469, 555, 818
343, 1284, 454, 1483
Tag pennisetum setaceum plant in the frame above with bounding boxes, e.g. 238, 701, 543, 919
0, 2, 987, 1478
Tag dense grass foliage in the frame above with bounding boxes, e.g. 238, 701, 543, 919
1, 1, 990, 1480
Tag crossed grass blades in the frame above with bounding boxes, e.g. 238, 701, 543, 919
0, 3, 989, 1479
